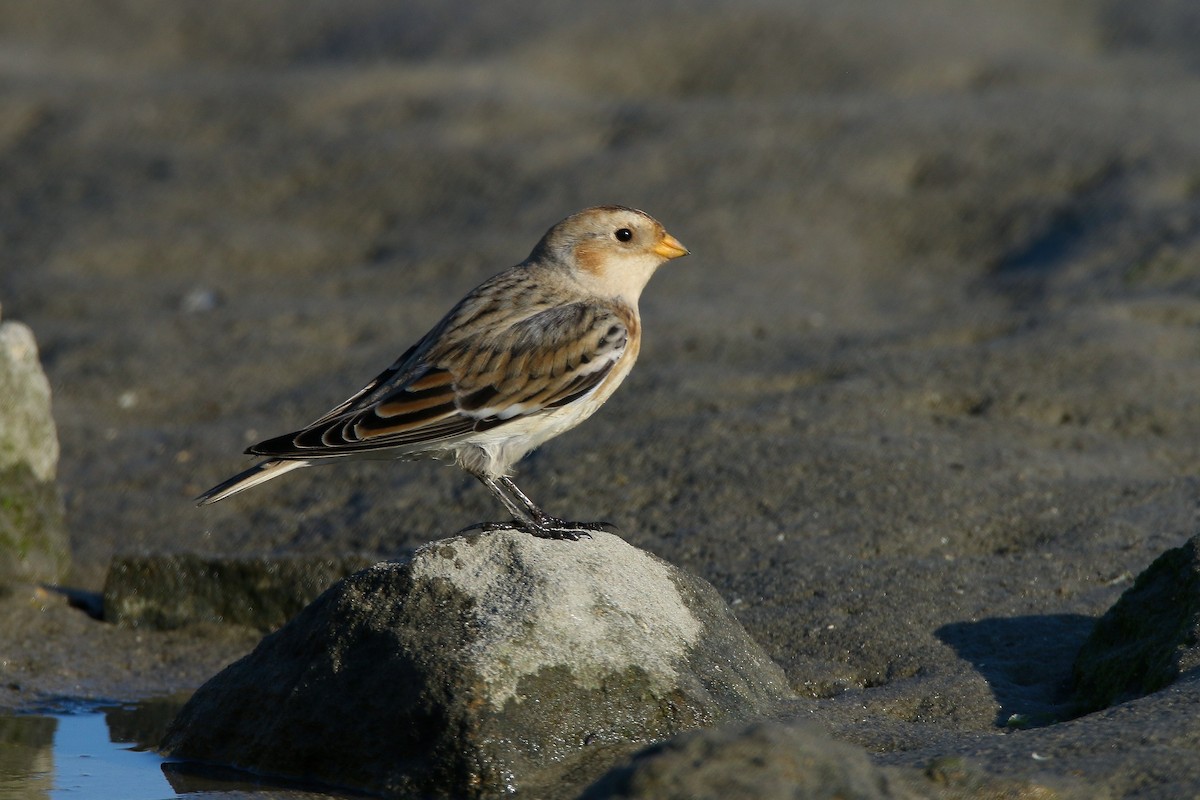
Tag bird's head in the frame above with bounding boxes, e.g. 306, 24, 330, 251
530, 206, 689, 303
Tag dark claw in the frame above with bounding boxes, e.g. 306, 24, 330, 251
533, 525, 587, 542
528, 517, 622, 540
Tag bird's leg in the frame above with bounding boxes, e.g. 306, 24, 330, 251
458, 474, 546, 535
496, 476, 551, 522
498, 476, 619, 539
459, 474, 616, 541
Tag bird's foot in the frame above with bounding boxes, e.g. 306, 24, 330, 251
458, 517, 617, 541
526, 516, 618, 541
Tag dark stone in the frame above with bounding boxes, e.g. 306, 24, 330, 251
583, 722, 1086, 800
161, 530, 793, 798
103, 553, 375, 630
1071, 533, 1200, 714
581, 720, 896, 800
0, 314, 69, 586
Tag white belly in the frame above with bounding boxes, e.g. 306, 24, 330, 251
453, 352, 637, 478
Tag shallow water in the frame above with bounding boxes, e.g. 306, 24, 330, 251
0, 700, 357, 799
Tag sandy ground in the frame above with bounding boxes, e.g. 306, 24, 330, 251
3, 0, 1200, 796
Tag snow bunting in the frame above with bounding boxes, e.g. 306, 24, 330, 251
197, 206, 688, 540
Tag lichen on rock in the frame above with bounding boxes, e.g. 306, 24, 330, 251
162, 530, 793, 798
0, 309, 69, 585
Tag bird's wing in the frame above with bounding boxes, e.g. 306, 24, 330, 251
247, 302, 631, 458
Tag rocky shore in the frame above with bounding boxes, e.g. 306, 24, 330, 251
3, 2, 1200, 797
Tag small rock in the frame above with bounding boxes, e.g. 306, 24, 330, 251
0, 319, 58, 483
179, 287, 221, 313
0, 313, 69, 585
103, 553, 375, 631
1071, 533, 1200, 714
161, 530, 793, 798
585, 723, 1086, 800
581, 720, 896, 800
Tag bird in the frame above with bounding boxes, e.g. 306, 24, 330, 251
196, 205, 689, 540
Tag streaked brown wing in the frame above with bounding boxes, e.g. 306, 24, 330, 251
247, 302, 630, 458
247, 362, 471, 457
444, 302, 628, 419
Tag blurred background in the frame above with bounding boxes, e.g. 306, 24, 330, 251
0, 0, 1198, 643
4, 4, 1200, 793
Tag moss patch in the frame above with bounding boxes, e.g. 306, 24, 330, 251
0, 463, 69, 585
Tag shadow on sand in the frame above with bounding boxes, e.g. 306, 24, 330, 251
935, 613, 1095, 727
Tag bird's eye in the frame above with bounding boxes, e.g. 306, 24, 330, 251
614, 228, 633, 242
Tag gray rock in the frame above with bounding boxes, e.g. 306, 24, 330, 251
178, 286, 222, 314
1071, 533, 1200, 715
581, 720, 897, 800
0, 312, 69, 585
161, 530, 793, 799
0, 313, 57, 483
583, 721, 1088, 800
103, 553, 376, 630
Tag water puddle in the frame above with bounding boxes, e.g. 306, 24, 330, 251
0, 698, 359, 799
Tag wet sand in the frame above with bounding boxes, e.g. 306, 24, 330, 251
3, 1, 1200, 796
